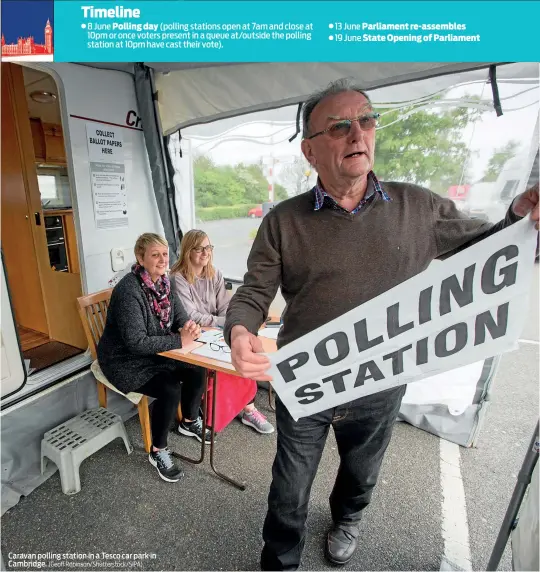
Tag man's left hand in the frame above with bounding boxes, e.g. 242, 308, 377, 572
512, 183, 539, 230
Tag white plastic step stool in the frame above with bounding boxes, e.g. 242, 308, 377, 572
41, 408, 133, 495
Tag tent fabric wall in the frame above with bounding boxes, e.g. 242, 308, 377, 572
398, 357, 501, 447
134, 63, 180, 261
153, 62, 540, 135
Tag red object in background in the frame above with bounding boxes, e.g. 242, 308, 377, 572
248, 205, 263, 218
205, 372, 257, 432
447, 184, 471, 200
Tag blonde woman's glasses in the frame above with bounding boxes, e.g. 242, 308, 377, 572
209, 342, 231, 353
193, 245, 214, 254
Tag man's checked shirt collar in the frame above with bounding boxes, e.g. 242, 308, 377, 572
313, 171, 391, 214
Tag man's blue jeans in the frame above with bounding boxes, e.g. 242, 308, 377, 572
260, 385, 406, 571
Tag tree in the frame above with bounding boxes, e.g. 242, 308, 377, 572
480, 141, 520, 182
373, 98, 482, 195
193, 155, 285, 207
194, 159, 245, 207
234, 163, 270, 203
274, 183, 288, 201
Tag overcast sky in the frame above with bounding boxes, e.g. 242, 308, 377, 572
182, 67, 539, 192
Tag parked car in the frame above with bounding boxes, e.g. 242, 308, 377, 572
248, 205, 263, 218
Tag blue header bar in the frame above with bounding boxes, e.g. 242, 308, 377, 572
54, 1, 540, 62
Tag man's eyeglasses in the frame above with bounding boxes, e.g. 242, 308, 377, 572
306, 112, 380, 140
209, 342, 231, 354
193, 245, 214, 254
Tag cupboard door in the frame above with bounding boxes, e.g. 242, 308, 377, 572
42, 122, 66, 164
30, 118, 46, 162
1, 63, 49, 334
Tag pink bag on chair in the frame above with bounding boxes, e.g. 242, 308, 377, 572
205, 372, 257, 433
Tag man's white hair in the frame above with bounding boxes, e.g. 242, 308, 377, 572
301, 78, 371, 139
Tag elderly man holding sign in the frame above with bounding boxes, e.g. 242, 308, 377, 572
223, 78, 539, 571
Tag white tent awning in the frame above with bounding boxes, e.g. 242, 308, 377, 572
152, 62, 539, 135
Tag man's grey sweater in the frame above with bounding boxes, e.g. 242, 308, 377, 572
224, 182, 522, 350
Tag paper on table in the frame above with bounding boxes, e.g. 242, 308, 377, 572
191, 344, 233, 363
259, 327, 281, 340
196, 330, 225, 343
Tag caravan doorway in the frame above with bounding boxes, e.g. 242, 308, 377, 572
1, 63, 87, 388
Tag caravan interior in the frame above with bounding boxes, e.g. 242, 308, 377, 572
0, 62, 538, 537
1, 63, 90, 405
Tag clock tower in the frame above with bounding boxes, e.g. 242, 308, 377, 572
44, 19, 53, 53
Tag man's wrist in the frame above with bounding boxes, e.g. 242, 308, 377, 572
509, 196, 525, 222
231, 324, 249, 342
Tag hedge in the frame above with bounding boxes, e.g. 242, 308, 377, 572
197, 204, 259, 221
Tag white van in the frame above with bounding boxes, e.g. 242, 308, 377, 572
461, 150, 538, 223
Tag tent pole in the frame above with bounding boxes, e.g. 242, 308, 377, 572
486, 420, 539, 570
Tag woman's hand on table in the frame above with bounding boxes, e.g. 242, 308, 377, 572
230, 325, 272, 381
180, 320, 201, 346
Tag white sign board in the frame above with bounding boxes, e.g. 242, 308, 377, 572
86, 123, 124, 163
266, 218, 538, 421
86, 123, 128, 230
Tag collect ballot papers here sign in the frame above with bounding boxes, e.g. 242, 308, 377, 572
266, 218, 538, 421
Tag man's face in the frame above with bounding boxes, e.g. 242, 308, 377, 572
301, 91, 376, 185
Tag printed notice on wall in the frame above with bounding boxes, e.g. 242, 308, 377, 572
86, 123, 128, 229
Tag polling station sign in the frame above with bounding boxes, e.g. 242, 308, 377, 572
266, 218, 538, 421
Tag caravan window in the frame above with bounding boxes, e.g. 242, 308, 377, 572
37, 166, 72, 209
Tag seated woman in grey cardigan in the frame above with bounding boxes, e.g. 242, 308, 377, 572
170, 229, 274, 435
97, 233, 211, 484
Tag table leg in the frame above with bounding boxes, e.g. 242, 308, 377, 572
171, 369, 246, 491
171, 370, 208, 465
207, 369, 246, 491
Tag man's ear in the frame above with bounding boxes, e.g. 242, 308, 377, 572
301, 139, 316, 167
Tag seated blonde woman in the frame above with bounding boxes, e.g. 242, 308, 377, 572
170, 229, 274, 435
97, 233, 211, 483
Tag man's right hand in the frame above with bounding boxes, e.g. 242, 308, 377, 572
230, 325, 272, 381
